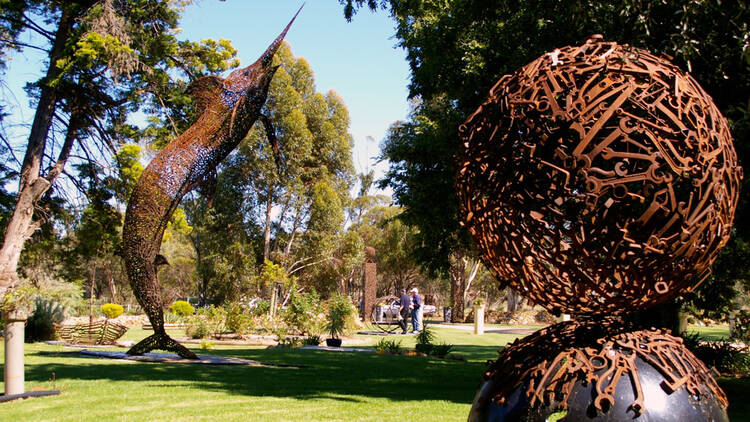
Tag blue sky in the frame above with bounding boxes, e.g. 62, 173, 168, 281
3, 1, 410, 192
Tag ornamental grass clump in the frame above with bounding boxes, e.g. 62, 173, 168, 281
375, 338, 402, 354
415, 323, 436, 354
26, 298, 66, 342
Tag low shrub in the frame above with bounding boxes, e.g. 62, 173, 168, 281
731, 311, 750, 344
415, 324, 435, 345
284, 291, 324, 335
100, 303, 124, 319
415, 343, 434, 354
186, 318, 210, 339
25, 298, 66, 343
169, 300, 195, 317
375, 338, 402, 353
277, 337, 304, 348
184, 306, 225, 339
429, 343, 454, 357
200, 341, 215, 350
250, 299, 271, 316
225, 302, 253, 335
683, 332, 750, 375
303, 335, 321, 346
163, 311, 182, 324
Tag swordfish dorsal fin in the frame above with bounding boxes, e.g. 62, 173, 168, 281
187, 75, 224, 115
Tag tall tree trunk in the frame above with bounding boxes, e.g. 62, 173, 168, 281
506, 289, 521, 312
89, 264, 97, 326
0, 8, 75, 293
449, 254, 467, 322
262, 187, 273, 261
191, 229, 209, 306
448, 252, 481, 322
106, 265, 116, 303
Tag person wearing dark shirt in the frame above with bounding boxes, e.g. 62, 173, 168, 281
398, 288, 411, 334
410, 288, 422, 332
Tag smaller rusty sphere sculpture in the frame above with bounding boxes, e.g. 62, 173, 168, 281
457, 39, 742, 315
467, 319, 728, 422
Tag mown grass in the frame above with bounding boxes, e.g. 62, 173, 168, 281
1, 325, 747, 421
687, 324, 731, 341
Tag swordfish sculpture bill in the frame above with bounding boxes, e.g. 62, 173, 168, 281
122, 8, 301, 358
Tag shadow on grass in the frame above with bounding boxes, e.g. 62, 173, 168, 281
23, 345, 505, 405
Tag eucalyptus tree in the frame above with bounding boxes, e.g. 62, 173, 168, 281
224, 42, 355, 287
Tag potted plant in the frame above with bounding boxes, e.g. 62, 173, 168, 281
325, 294, 356, 347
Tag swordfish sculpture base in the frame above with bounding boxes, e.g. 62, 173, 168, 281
127, 330, 195, 359
123, 8, 301, 359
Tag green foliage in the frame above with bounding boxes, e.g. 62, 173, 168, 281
251, 299, 271, 316
0, 285, 37, 314
200, 341, 215, 350
185, 305, 225, 339
169, 300, 195, 317
375, 338, 402, 353
224, 302, 253, 335
731, 311, 750, 344
325, 294, 357, 339
429, 343, 454, 357
100, 303, 123, 319
342, 1, 750, 308
548, 411, 568, 422
277, 336, 304, 348
25, 298, 66, 343
302, 335, 321, 346
113, 144, 144, 201
254, 260, 293, 290
185, 318, 210, 339
683, 332, 750, 375
415, 323, 435, 345
283, 290, 324, 335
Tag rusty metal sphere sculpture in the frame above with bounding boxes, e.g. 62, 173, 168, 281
457, 39, 742, 315
468, 319, 728, 421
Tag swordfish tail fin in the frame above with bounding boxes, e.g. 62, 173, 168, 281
127, 332, 198, 359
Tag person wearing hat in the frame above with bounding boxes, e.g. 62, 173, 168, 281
398, 288, 411, 334
410, 287, 422, 332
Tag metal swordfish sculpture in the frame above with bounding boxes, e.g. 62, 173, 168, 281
122, 8, 301, 359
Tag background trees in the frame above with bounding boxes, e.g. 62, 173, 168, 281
342, 0, 750, 321
0, 0, 239, 297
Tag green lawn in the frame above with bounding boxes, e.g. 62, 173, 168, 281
0, 326, 747, 421
686, 324, 731, 341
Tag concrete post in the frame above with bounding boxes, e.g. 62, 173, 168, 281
4, 310, 27, 395
473, 305, 485, 335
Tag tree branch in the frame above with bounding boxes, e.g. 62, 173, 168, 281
44, 111, 80, 185
0, 38, 50, 52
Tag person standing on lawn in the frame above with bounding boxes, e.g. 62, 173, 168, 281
410, 288, 423, 332
398, 288, 411, 334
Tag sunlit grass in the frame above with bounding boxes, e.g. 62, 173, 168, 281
0, 324, 747, 421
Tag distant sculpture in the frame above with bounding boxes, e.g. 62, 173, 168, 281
362, 246, 377, 323
459, 38, 741, 421
457, 39, 741, 315
122, 8, 301, 358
